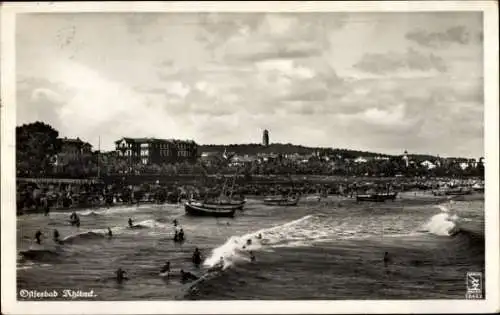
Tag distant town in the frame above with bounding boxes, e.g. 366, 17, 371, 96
16, 121, 485, 180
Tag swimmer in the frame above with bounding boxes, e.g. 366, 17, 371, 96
180, 269, 198, 282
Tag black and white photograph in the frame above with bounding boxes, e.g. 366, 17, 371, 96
1, 1, 498, 314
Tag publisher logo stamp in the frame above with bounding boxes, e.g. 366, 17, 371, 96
465, 272, 483, 299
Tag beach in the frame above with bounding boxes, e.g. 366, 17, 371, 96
16, 191, 485, 300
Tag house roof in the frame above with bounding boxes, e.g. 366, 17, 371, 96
60, 137, 92, 147
114, 137, 197, 145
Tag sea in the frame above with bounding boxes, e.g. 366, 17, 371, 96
16, 191, 485, 300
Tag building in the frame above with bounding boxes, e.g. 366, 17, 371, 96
420, 160, 437, 169
354, 157, 368, 164
402, 150, 409, 167
56, 137, 93, 165
262, 129, 269, 147
229, 154, 258, 167
114, 137, 198, 165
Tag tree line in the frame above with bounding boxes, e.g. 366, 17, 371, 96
16, 122, 484, 179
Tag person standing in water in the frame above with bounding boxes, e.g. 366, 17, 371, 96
173, 219, 178, 227
249, 251, 256, 262
178, 228, 185, 241
34, 230, 43, 245
192, 248, 202, 266
53, 229, 61, 244
384, 252, 390, 266
128, 218, 133, 228
219, 256, 224, 268
160, 261, 171, 275
107, 227, 113, 238
116, 268, 127, 282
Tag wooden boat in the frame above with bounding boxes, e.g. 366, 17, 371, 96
193, 199, 245, 210
432, 187, 472, 196
263, 195, 300, 206
201, 169, 246, 210
356, 192, 398, 202
445, 188, 472, 196
472, 183, 485, 192
184, 201, 236, 217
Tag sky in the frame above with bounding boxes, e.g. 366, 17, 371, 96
16, 12, 484, 157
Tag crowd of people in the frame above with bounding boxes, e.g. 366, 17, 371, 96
16, 176, 483, 215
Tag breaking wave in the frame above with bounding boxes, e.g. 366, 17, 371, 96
422, 203, 460, 236
61, 230, 108, 244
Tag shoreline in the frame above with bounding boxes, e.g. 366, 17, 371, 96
17, 190, 484, 217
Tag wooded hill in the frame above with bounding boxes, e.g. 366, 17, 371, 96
198, 143, 445, 162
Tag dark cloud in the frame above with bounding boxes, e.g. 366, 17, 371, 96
405, 26, 471, 48
354, 48, 448, 74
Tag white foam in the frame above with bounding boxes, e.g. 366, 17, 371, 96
203, 215, 319, 269
423, 212, 459, 236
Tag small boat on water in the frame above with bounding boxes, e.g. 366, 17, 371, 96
184, 201, 237, 217
356, 192, 398, 202
472, 183, 485, 192
433, 187, 472, 196
263, 195, 300, 206
445, 188, 472, 196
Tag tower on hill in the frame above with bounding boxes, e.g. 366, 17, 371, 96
262, 129, 269, 147
402, 149, 409, 167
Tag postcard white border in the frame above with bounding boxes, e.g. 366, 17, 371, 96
1, 1, 499, 314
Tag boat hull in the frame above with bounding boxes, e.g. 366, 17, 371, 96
190, 200, 245, 210
434, 189, 473, 196
356, 192, 397, 202
184, 202, 236, 217
263, 198, 299, 206
445, 190, 472, 196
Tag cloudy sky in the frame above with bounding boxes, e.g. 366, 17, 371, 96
16, 12, 483, 157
